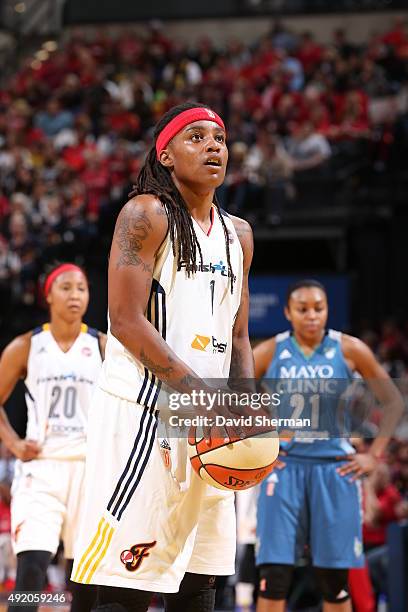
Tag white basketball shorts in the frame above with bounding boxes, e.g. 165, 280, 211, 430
71, 387, 236, 592
11, 458, 85, 558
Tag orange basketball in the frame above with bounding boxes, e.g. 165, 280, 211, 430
188, 427, 279, 491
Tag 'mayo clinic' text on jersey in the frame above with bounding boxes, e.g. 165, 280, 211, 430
265, 329, 355, 458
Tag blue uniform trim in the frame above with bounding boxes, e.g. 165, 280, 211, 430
85, 326, 104, 360
137, 280, 166, 410
23, 382, 35, 402
107, 406, 158, 521
85, 326, 99, 338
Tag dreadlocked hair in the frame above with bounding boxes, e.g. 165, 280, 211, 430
129, 101, 234, 292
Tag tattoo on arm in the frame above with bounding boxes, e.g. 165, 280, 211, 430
178, 373, 202, 391
230, 345, 245, 379
140, 348, 174, 379
115, 208, 153, 272
235, 226, 252, 239
229, 342, 255, 387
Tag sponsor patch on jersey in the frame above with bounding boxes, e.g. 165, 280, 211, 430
279, 348, 292, 360
280, 364, 334, 378
191, 335, 227, 353
191, 335, 211, 351
178, 259, 236, 281
120, 541, 157, 572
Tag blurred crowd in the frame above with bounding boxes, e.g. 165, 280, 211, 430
0, 17, 408, 339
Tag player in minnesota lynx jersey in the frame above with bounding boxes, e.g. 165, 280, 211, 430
253, 279, 403, 612
0, 263, 106, 612
72, 102, 254, 612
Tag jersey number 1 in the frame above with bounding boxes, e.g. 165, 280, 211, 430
210, 280, 215, 315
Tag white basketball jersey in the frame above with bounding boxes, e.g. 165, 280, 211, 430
99, 207, 243, 407
25, 323, 103, 460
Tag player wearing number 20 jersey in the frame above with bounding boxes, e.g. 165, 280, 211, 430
25, 322, 103, 461
0, 263, 106, 612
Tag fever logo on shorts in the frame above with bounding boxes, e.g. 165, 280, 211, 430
191, 335, 210, 351
160, 439, 171, 469
120, 541, 157, 572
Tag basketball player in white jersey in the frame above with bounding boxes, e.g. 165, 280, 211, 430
0, 263, 106, 612
72, 102, 254, 612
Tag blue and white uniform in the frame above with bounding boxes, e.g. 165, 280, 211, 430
256, 330, 364, 568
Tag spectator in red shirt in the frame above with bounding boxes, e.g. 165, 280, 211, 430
88, 27, 114, 64
392, 441, 408, 495
81, 151, 110, 219
296, 31, 323, 76
108, 141, 131, 200
105, 99, 140, 139
62, 114, 96, 173
0, 190, 9, 222
116, 27, 143, 67
382, 17, 408, 51
364, 463, 407, 548
309, 102, 332, 136
330, 90, 370, 141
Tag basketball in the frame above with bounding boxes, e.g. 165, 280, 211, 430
188, 427, 280, 491
120, 550, 134, 564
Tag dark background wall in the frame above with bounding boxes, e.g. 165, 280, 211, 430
63, 0, 407, 24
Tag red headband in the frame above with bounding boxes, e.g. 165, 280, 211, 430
156, 107, 225, 159
44, 264, 84, 297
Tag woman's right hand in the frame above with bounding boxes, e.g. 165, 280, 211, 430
10, 438, 41, 461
